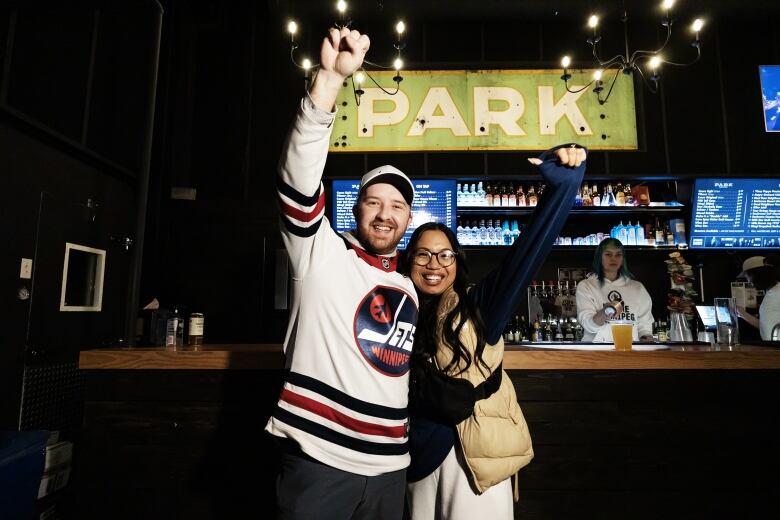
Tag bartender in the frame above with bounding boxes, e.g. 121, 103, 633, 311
736, 255, 780, 341
576, 238, 654, 342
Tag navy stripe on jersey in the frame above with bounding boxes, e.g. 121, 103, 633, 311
277, 176, 321, 206
287, 371, 408, 421
273, 407, 409, 456
281, 215, 321, 237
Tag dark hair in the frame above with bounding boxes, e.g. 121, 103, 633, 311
592, 238, 634, 285
401, 222, 489, 376
746, 255, 780, 291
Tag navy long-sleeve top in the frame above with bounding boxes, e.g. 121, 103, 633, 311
407, 144, 587, 482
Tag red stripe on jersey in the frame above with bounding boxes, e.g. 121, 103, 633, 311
280, 388, 407, 438
279, 191, 325, 223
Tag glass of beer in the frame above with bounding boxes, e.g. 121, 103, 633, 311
609, 320, 634, 351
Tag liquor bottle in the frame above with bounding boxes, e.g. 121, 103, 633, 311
501, 184, 510, 207
502, 220, 512, 245
617, 221, 628, 244
654, 218, 665, 245
485, 183, 494, 207
165, 307, 183, 348
456, 183, 464, 206
527, 185, 538, 206
554, 317, 564, 341
603, 183, 616, 206
625, 183, 634, 206
574, 188, 583, 207
478, 219, 488, 245
456, 218, 465, 244
645, 223, 655, 246
469, 220, 479, 245
626, 221, 637, 246
665, 222, 675, 246
519, 315, 530, 341
507, 183, 516, 206
516, 184, 526, 207
573, 318, 584, 341
615, 183, 626, 206
503, 321, 512, 342
476, 182, 486, 206
468, 183, 477, 206
635, 221, 645, 245
581, 183, 592, 206
591, 184, 601, 206
563, 318, 575, 341
511, 220, 521, 244
532, 315, 542, 342
541, 316, 551, 342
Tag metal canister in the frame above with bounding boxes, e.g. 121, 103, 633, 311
188, 313, 204, 346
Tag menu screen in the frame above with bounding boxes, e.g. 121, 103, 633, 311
690, 178, 780, 249
331, 179, 457, 250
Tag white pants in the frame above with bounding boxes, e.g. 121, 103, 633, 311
406, 445, 513, 520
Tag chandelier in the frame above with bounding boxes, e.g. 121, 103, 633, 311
560, 0, 704, 105
286, 1, 406, 106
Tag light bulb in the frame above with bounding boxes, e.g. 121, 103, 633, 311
661, 0, 675, 10
692, 19, 704, 32
336, 0, 347, 13
287, 21, 298, 35
561, 56, 571, 69
393, 58, 403, 70
588, 15, 599, 29
302, 58, 312, 71
593, 69, 603, 81
396, 21, 406, 35
649, 56, 662, 70
355, 72, 365, 84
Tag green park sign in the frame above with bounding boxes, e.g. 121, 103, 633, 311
330, 69, 637, 152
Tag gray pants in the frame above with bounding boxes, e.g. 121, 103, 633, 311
276, 450, 406, 520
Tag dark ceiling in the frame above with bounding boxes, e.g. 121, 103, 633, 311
268, 0, 780, 22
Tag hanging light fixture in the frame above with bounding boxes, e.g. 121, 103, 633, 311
560, 0, 704, 105
287, 1, 406, 105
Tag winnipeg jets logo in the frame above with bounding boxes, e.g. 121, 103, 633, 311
354, 286, 418, 376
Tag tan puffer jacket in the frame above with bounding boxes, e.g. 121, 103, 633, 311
434, 289, 534, 495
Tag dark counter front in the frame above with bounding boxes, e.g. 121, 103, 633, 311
76, 345, 780, 519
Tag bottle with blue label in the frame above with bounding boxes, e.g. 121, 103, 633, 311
511, 220, 521, 244
626, 221, 637, 245
502, 220, 512, 245
456, 218, 465, 244
635, 221, 645, 245
616, 221, 628, 244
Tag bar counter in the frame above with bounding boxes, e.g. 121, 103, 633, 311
75, 343, 780, 518
78, 342, 780, 370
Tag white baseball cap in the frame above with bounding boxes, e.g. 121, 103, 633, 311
739, 256, 770, 278
358, 165, 415, 205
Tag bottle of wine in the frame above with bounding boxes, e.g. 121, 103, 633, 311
591, 184, 601, 206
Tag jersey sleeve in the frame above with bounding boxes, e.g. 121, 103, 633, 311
277, 95, 339, 278
471, 145, 587, 345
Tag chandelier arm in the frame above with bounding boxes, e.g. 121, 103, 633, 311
635, 66, 660, 94
363, 59, 396, 70
629, 25, 672, 63
564, 78, 595, 94
598, 66, 624, 104
662, 46, 702, 67
364, 69, 401, 95
351, 73, 362, 107
290, 46, 320, 70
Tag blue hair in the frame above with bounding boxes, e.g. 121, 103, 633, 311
592, 238, 634, 285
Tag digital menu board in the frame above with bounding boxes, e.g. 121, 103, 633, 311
332, 179, 456, 250
690, 178, 780, 249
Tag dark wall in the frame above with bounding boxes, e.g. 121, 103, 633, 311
0, 1, 160, 428
146, 2, 780, 343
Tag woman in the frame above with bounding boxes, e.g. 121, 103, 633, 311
575, 238, 654, 342
736, 255, 780, 340
402, 145, 586, 519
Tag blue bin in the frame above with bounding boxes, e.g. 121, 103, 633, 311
0, 431, 49, 520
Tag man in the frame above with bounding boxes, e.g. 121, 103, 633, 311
266, 26, 587, 519
266, 27, 419, 519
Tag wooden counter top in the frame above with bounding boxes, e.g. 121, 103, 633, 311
79, 342, 780, 370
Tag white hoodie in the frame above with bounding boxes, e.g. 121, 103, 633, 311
576, 274, 654, 342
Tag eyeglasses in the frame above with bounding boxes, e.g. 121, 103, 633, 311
411, 249, 458, 267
